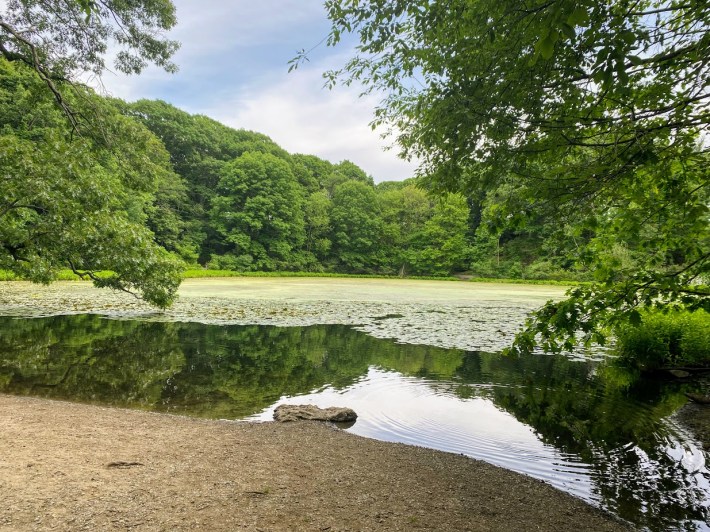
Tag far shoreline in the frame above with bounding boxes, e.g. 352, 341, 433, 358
1, 267, 585, 287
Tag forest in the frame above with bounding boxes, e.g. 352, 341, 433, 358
0, 57, 588, 284
1, 0, 708, 355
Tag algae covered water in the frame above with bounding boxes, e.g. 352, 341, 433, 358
0, 314, 708, 530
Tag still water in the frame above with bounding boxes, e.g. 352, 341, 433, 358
0, 314, 708, 530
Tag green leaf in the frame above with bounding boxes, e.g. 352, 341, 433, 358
628, 310, 642, 327
567, 7, 590, 27
536, 35, 556, 60
620, 31, 636, 45
561, 23, 576, 41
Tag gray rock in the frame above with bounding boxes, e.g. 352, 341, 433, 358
273, 404, 357, 423
685, 393, 710, 405
669, 369, 692, 379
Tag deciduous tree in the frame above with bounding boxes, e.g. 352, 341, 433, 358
0, 0, 178, 128
316, 0, 710, 352
329, 180, 384, 271
210, 152, 306, 271
0, 59, 182, 307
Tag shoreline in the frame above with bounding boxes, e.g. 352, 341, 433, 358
0, 394, 629, 531
0, 279, 569, 353
0, 279, 635, 530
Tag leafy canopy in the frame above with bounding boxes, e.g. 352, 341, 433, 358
0, 0, 178, 76
0, 59, 182, 307
0, 0, 179, 128
316, 0, 710, 353
1, 1, 182, 306
210, 151, 306, 271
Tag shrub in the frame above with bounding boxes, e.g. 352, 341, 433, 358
0, 270, 18, 281
206, 253, 253, 272
523, 260, 592, 282
614, 310, 710, 369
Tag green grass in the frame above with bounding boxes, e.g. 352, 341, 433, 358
0, 269, 78, 281
0, 269, 115, 281
2, 268, 579, 286
181, 269, 461, 281
465, 276, 581, 286
0, 270, 18, 281
182, 269, 580, 285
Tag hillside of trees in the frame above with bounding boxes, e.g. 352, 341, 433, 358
0, 57, 643, 283
126, 97, 601, 280
7, 49, 705, 299
20, 71, 606, 282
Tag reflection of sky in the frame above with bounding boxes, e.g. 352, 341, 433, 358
249, 366, 596, 502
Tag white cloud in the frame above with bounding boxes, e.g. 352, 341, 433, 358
95, 1, 419, 182
170, 0, 326, 54
203, 64, 418, 182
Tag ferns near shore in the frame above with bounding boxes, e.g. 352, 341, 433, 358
614, 310, 710, 369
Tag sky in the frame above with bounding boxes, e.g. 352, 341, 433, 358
97, 0, 419, 183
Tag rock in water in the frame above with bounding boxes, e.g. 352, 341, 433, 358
273, 404, 357, 423
685, 393, 710, 405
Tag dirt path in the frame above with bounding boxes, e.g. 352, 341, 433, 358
0, 394, 628, 531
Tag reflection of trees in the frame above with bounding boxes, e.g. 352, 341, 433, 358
158, 324, 467, 418
161, 325, 372, 418
463, 352, 705, 530
0, 316, 463, 418
1, 315, 706, 528
0, 316, 185, 407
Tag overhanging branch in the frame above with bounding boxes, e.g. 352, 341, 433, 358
0, 20, 81, 131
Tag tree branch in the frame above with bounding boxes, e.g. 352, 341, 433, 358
67, 259, 144, 301
0, 20, 81, 131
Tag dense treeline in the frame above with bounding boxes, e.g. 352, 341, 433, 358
119, 98, 585, 279
119, 98, 472, 276
3, 56, 685, 283
0, 58, 589, 282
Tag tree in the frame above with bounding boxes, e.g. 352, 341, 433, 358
407, 194, 472, 276
290, 154, 335, 193
317, 0, 710, 353
319, 159, 375, 197
0, 1, 182, 306
0, 0, 178, 129
210, 152, 306, 271
124, 99, 291, 263
0, 59, 182, 307
303, 191, 333, 268
333, 160, 374, 186
329, 180, 385, 272
378, 182, 433, 274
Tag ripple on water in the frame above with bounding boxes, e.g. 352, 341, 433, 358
249, 364, 710, 531
2, 313, 707, 530
250, 367, 596, 502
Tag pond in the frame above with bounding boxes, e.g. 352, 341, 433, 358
0, 314, 708, 530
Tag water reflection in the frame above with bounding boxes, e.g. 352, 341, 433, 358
0, 314, 707, 530
249, 368, 596, 501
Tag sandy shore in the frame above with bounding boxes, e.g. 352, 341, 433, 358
0, 394, 628, 531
